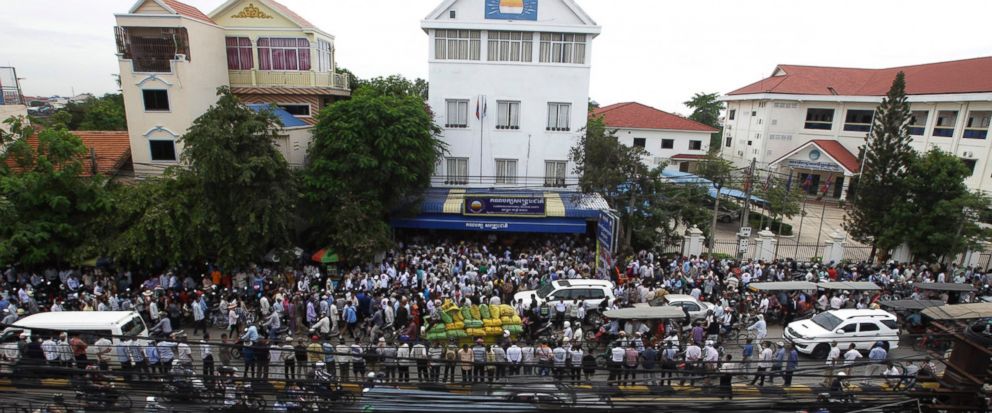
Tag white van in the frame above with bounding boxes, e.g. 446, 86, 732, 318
1, 311, 149, 348
513, 279, 616, 310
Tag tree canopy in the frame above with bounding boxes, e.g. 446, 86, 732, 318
844, 72, 915, 259
0, 116, 112, 266
684, 92, 723, 150
303, 79, 444, 262
571, 116, 707, 251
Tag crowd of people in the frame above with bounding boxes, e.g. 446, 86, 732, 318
0, 233, 980, 392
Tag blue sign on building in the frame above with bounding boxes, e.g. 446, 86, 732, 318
485, 0, 538, 21
464, 196, 546, 217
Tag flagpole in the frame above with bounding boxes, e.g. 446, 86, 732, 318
479, 95, 485, 182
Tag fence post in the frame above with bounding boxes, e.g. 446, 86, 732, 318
756, 228, 776, 261
823, 231, 846, 264
686, 225, 704, 258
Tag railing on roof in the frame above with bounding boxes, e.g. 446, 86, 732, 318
228, 70, 349, 91
0, 67, 24, 106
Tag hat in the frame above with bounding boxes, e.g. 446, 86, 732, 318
311, 336, 319, 341
776, 341, 784, 347
228, 303, 237, 309
143, 291, 153, 296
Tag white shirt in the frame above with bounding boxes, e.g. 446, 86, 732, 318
506, 345, 522, 363
843, 349, 862, 365
757, 347, 773, 368
826, 346, 841, 365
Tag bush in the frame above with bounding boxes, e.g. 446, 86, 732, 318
747, 211, 793, 235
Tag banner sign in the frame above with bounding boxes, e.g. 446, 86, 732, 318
596, 211, 619, 279
787, 159, 844, 173
464, 196, 546, 217
485, 0, 539, 21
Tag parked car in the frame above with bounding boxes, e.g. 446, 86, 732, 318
651, 294, 715, 321
783, 309, 900, 358
513, 279, 615, 311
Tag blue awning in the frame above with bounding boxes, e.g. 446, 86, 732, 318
391, 215, 588, 234
246, 104, 309, 128
662, 168, 767, 205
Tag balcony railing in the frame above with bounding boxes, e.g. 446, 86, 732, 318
228, 69, 349, 91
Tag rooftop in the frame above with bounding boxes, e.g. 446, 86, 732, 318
591, 102, 718, 133
4, 130, 131, 177
728, 56, 992, 97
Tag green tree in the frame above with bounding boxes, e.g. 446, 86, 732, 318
303, 83, 444, 262
758, 175, 805, 235
336, 67, 360, 94
571, 117, 707, 251
896, 150, 992, 262
844, 72, 915, 261
355, 75, 429, 100
694, 152, 735, 252
684, 92, 724, 150
79, 94, 127, 131
176, 87, 298, 268
0, 117, 112, 266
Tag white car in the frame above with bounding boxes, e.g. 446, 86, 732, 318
513, 279, 615, 311
784, 309, 900, 358
654, 294, 715, 321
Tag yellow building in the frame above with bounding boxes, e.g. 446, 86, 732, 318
115, 0, 350, 176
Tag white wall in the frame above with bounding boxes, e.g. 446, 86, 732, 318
613, 127, 710, 167
721, 97, 992, 193
117, 15, 229, 176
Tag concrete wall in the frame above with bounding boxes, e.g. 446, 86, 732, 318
613, 127, 711, 168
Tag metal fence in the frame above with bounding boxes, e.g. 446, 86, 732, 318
843, 245, 875, 263
772, 242, 825, 262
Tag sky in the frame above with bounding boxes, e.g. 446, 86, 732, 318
2, 0, 991, 115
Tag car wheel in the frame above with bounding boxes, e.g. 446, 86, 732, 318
811, 343, 829, 359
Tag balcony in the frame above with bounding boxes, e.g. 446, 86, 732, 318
228, 70, 349, 91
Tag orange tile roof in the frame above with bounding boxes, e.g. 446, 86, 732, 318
3, 131, 131, 177
162, 0, 215, 24
591, 102, 718, 132
728, 56, 992, 96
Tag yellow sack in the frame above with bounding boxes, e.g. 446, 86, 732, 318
500, 305, 515, 317
500, 316, 512, 324
470, 305, 481, 320
511, 315, 521, 324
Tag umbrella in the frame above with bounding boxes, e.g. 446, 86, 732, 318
311, 248, 340, 264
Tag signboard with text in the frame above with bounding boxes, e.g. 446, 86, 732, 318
464, 196, 546, 217
596, 211, 619, 279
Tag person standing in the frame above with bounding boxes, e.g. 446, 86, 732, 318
865, 342, 888, 385
521, 341, 535, 376
783, 343, 799, 386
640, 343, 658, 386
720, 355, 736, 400
334, 338, 350, 382
93, 335, 113, 371
568, 344, 583, 384
281, 339, 296, 381
741, 338, 754, 374
256, 339, 271, 380
492, 343, 507, 382
824, 341, 840, 386
750, 342, 773, 386
428, 341, 443, 382
412, 341, 428, 382
551, 342, 567, 382
769, 342, 784, 385
660, 342, 677, 386
458, 344, 473, 382
623, 343, 639, 386
443, 340, 457, 383
506, 341, 522, 377
683, 341, 702, 386
397, 342, 411, 383
69, 333, 88, 369
128, 337, 147, 381
144, 340, 159, 379
609, 341, 624, 386
843, 343, 862, 377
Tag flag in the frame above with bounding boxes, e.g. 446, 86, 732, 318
801, 174, 813, 190
821, 175, 833, 194
785, 173, 793, 191
475, 95, 487, 120
762, 174, 772, 191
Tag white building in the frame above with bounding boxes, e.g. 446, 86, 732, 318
422, 0, 600, 189
115, 0, 349, 177
721, 57, 992, 199
592, 102, 717, 172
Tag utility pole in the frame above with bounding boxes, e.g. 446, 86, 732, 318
708, 178, 724, 258
740, 158, 757, 228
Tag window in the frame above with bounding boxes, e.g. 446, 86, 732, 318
539, 33, 586, 64
279, 104, 310, 117
961, 158, 977, 176
881, 320, 898, 330
909, 110, 928, 136
547, 103, 571, 131
840, 324, 858, 333
633, 138, 646, 148
804, 108, 834, 130
678, 162, 690, 172
728, 109, 736, 120
545, 160, 567, 187
724, 137, 732, 147
487, 31, 533, 62
446, 157, 468, 185
964, 111, 991, 139
497, 101, 520, 130
844, 109, 874, 132
495, 159, 517, 184
435, 30, 481, 60
115, 27, 190, 73
445, 99, 469, 128
225, 37, 253, 70
933, 110, 958, 137
747, 140, 752, 146
858, 323, 880, 333
661, 139, 674, 149
142, 89, 169, 111
689, 140, 703, 151
149, 140, 176, 161
751, 111, 757, 116
316, 39, 333, 72
257, 38, 311, 71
